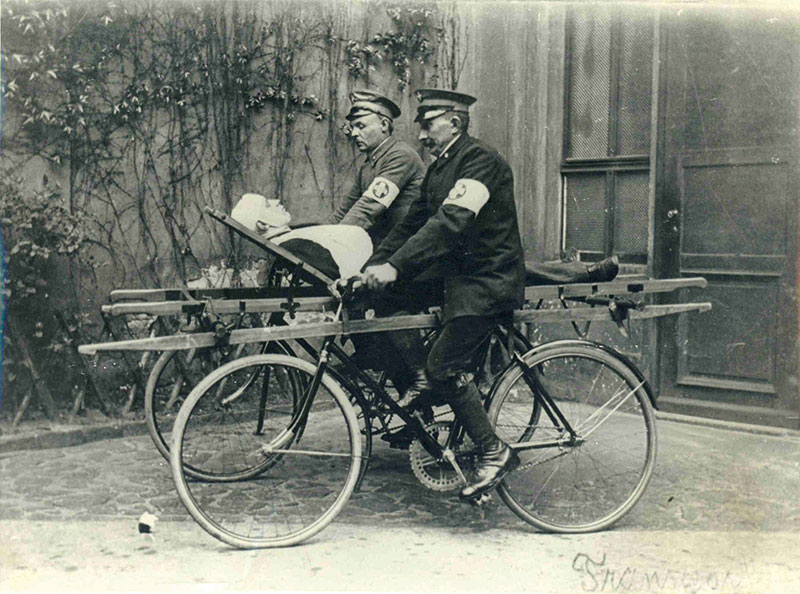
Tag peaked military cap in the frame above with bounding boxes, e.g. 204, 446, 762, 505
414, 88, 477, 122
345, 89, 402, 121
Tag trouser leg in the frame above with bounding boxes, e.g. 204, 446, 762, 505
349, 332, 411, 392
359, 277, 441, 396
426, 314, 520, 499
525, 256, 619, 285
445, 379, 497, 450
425, 315, 503, 450
376, 277, 442, 371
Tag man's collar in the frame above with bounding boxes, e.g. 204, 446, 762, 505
434, 134, 464, 162
368, 136, 395, 165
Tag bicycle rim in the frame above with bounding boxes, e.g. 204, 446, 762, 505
145, 340, 294, 476
489, 343, 656, 533
171, 354, 362, 549
145, 349, 209, 464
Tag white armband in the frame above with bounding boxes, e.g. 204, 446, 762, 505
364, 176, 400, 208
442, 179, 490, 215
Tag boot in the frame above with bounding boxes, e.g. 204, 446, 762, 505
459, 440, 520, 501
396, 368, 434, 410
585, 255, 619, 283
380, 407, 434, 450
381, 369, 435, 450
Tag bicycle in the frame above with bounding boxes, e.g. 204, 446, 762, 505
143, 251, 339, 477
144, 311, 298, 479
168, 285, 657, 549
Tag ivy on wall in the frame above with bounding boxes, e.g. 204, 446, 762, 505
0, 0, 465, 422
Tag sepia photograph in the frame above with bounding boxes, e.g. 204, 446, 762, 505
0, 0, 798, 592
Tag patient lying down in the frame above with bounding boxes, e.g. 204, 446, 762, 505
230, 193, 619, 286
231, 193, 372, 281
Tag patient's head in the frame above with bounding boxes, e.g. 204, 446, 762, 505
231, 193, 292, 237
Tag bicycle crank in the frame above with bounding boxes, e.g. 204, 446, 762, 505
409, 421, 476, 492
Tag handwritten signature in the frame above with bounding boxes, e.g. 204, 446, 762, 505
571, 552, 744, 593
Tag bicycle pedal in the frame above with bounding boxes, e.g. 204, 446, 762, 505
469, 493, 492, 507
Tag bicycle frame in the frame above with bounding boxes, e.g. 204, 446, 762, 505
496, 340, 649, 455
276, 312, 556, 489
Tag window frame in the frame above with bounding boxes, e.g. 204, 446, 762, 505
561, 5, 654, 264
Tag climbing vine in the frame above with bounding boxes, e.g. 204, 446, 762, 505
0, 0, 465, 422
345, 1, 438, 90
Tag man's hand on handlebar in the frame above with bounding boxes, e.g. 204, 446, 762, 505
329, 263, 398, 300
361, 263, 398, 290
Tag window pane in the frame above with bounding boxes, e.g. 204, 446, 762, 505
614, 172, 649, 254
617, 11, 653, 155
567, 7, 611, 158
564, 173, 606, 252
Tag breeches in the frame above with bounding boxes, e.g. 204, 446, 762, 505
425, 313, 511, 402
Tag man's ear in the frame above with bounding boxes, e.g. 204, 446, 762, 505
255, 220, 268, 233
450, 115, 462, 131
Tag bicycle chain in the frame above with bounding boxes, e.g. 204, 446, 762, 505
492, 423, 575, 473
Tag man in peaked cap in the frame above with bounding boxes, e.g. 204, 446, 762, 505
412, 87, 476, 124
361, 88, 525, 502
327, 89, 425, 249
327, 89, 432, 400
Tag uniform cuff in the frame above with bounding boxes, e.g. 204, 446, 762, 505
387, 255, 406, 275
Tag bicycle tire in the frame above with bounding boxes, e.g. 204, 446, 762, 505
171, 354, 362, 549
488, 343, 656, 533
144, 339, 295, 472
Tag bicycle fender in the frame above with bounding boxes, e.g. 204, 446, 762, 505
485, 338, 657, 410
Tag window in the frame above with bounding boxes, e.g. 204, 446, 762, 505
562, 5, 654, 263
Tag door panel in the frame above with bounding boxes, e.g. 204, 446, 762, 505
676, 148, 790, 396
677, 278, 779, 393
680, 150, 791, 257
658, 7, 799, 427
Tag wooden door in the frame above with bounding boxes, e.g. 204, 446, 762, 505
657, 7, 799, 427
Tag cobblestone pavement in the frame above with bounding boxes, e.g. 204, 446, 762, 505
1, 418, 799, 534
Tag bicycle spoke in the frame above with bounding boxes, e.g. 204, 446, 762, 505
577, 380, 645, 438
490, 344, 656, 533
172, 354, 361, 548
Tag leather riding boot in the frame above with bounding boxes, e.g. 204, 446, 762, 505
382, 369, 435, 450
585, 255, 619, 283
396, 368, 434, 410
459, 440, 520, 501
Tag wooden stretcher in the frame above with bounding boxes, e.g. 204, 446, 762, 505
78, 207, 712, 356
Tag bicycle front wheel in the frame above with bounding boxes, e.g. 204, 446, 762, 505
489, 343, 656, 533
171, 354, 362, 549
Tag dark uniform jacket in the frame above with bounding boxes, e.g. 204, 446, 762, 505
371, 134, 525, 322
327, 136, 425, 247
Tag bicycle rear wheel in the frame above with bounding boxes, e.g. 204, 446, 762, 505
488, 343, 656, 533
145, 340, 294, 474
171, 354, 362, 549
